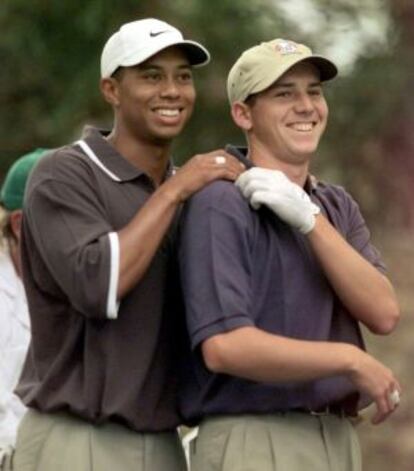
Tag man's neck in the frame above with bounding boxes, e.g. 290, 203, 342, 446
106, 130, 172, 187
248, 143, 310, 188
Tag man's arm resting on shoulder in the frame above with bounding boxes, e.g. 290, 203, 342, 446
307, 214, 400, 335
117, 151, 244, 297
235, 168, 400, 334
202, 325, 401, 424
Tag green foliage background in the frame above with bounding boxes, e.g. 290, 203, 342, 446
1, 0, 412, 230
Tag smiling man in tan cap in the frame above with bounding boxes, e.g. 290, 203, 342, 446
178, 38, 401, 471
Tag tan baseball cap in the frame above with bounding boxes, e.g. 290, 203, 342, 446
227, 38, 338, 103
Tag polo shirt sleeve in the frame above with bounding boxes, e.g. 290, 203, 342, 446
340, 189, 386, 273
178, 182, 255, 350
25, 167, 119, 320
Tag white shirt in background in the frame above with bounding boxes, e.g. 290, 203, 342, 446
0, 250, 30, 449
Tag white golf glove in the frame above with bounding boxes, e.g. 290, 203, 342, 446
235, 167, 320, 234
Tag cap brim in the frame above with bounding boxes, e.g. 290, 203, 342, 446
120, 39, 210, 70
304, 56, 338, 81
176, 40, 210, 67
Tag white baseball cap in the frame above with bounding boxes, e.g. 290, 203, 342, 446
101, 18, 210, 78
227, 38, 338, 103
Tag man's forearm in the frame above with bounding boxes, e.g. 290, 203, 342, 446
202, 325, 401, 424
202, 326, 357, 383
117, 184, 180, 298
117, 150, 245, 298
307, 214, 400, 334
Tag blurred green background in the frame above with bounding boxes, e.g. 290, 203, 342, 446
1, 0, 413, 468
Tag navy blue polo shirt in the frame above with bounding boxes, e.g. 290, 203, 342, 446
178, 159, 385, 424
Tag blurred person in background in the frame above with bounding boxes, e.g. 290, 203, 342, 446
178, 38, 401, 471
12, 18, 243, 471
0, 149, 48, 469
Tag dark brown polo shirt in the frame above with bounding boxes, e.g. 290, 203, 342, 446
16, 126, 182, 432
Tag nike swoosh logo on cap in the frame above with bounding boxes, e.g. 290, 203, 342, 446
150, 30, 169, 37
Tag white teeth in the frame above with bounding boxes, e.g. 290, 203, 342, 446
157, 109, 180, 117
291, 123, 313, 131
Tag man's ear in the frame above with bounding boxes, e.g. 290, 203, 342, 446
231, 101, 253, 131
100, 77, 121, 107
9, 210, 22, 241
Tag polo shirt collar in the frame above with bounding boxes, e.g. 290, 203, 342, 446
79, 126, 174, 182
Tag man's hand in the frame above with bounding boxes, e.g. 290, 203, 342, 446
167, 150, 245, 203
235, 167, 320, 234
346, 345, 401, 425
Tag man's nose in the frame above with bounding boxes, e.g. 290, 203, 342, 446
294, 93, 314, 112
160, 77, 180, 98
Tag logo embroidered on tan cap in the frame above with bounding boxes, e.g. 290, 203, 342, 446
275, 40, 300, 55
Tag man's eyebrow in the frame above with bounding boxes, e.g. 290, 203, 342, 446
272, 80, 323, 89
137, 63, 192, 71
273, 83, 294, 89
135, 64, 162, 71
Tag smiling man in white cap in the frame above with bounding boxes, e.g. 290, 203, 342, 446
178, 38, 401, 470
12, 18, 244, 471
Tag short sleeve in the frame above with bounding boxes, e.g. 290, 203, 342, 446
316, 184, 386, 273
24, 163, 119, 319
178, 182, 255, 349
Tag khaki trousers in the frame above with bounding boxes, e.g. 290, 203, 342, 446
12, 409, 186, 471
0, 446, 14, 471
190, 413, 361, 471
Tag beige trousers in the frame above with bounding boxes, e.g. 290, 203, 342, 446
0, 446, 14, 471
12, 409, 186, 471
190, 413, 361, 471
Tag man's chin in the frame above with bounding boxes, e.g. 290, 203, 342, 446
292, 142, 319, 157
150, 131, 183, 146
